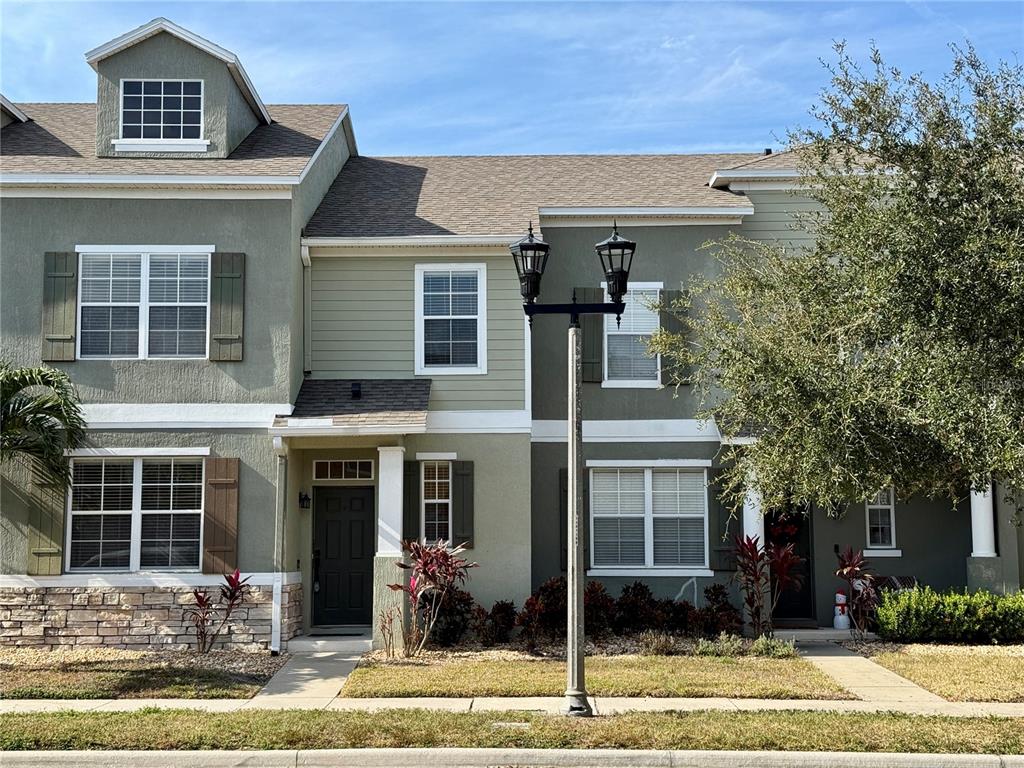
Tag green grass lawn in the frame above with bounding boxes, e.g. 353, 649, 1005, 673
867, 645, 1024, 703
341, 654, 851, 699
1, 709, 1021, 753
0, 649, 285, 700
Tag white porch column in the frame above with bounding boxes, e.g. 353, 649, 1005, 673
377, 446, 406, 555
970, 480, 997, 558
742, 478, 765, 547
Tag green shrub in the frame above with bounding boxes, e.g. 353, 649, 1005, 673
876, 587, 1024, 644
750, 634, 797, 658
694, 632, 746, 657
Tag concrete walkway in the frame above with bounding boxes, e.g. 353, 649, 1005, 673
245, 651, 361, 710
798, 642, 946, 704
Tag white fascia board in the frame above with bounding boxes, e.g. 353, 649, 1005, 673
82, 402, 291, 430
0, 187, 291, 200
84, 17, 271, 124
0, 94, 28, 122
0, 571, 302, 588
76, 244, 215, 254
532, 419, 721, 443
708, 169, 802, 188
301, 234, 523, 249
268, 422, 427, 437
538, 206, 754, 217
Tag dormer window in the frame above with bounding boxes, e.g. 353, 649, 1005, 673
113, 79, 209, 153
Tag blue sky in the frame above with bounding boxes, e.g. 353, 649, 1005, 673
1, 1, 1020, 155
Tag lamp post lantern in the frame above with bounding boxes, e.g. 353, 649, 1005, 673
510, 222, 635, 717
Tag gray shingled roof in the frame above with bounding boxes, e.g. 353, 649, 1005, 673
725, 149, 801, 171
0, 103, 345, 177
280, 379, 432, 430
304, 153, 762, 237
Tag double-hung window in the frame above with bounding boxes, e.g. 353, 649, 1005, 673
78, 248, 210, 359
866, 487, 897, 550
604, 283, 661, 387
590, 465, 709, 572
116, 79, 207, 152
421, 460, 452, 543
414, 264, 487, 375
67, 456, 204, 572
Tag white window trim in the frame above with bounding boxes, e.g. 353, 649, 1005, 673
865, 487, 897, 550
601, 281, 663, 389
420, 459, 453, 543
414, 263, 487, 376
75, 249, 212, 361
312, 459, 375, 482
588, 465, 709, 572
416, 452, 458, 460
65, 455, 205, 574
116, 78, 208, 153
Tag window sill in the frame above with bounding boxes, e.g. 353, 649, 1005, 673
864, 548, 902, 557
588, 568, 714, 578
601, 380, 661, 389
113, 139, 210, 153
415, 366, 487, 376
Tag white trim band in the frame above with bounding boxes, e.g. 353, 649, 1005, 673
539, 206, 754, 217
864, 549, 903, 558
302, 235, 522, 248
66, 447, 210, 457
82, 403, 292, 430
586, 459, 712, 468
532, 419, 721, 443
415, 452, 458, 460
76, 244, 215, 254
112, 139, 211, 153
587, 569, 715, 578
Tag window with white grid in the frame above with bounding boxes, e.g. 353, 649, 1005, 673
415, 264, 487, 375
422, 460, 452, 543
604, 284, 661, 385
590, 467, 708, 569
120, 80, 203, 140
67, 456, 204, 573
78, 252, 209, 359
866, 487, 896, 548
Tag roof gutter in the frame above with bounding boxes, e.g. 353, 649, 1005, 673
538, 206, 754, 217
301, 234, 523, 248
708, 169, 802, 188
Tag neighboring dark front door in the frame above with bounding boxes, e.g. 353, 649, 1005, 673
767, 507, 816, 626
313, 486, 374, 626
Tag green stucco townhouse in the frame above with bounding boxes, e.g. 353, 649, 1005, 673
1, 18, 1021, 651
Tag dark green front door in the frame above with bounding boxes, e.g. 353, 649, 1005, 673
313, 486, 374, 625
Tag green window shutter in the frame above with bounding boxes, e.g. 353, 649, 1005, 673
452, 460, 474, 548
209, 252, 245, 362
706, 468, 736, 572
403, 461, 421, 543
41, 252, 78, 362
202, 457, 239, 573
659, 289, 687, 386
577, 286, 604, 382
10, 455, 67, 576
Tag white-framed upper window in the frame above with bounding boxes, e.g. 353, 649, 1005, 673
313, 460, 374, 481
66, 456, 204, 573
414, 264, 487, 375
77, 247, 211, 360
603, 282, 662, 388
866, 487, 896, 549
590, 466, 708, 571
115, 79, 209, 152
421, 460, 452, 543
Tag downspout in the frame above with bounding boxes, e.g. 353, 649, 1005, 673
271, 435, 288, 654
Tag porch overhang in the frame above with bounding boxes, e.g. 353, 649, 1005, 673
270, 378, 431, 437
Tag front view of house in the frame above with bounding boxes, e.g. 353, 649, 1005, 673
2, 19, 1021, 651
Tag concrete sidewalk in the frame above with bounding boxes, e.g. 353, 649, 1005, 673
3, 748, 1023, 768
799, 642, 945, 704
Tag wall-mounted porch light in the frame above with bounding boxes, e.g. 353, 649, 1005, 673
298, 490, 311, 509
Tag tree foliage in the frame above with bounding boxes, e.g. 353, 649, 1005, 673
0, 362, 86, 487
652, 44, 1024, 515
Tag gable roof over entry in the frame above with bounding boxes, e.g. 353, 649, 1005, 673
84, 17, 271, 125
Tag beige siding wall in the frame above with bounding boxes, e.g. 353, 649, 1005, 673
309, 251, 525, 411
739, 189, 820, 251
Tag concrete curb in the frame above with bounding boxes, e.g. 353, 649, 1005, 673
3, 750, 1023, 768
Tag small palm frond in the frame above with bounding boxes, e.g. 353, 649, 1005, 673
0, 362, 86, 487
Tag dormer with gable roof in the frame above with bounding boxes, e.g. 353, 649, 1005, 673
86, 17, 272, 158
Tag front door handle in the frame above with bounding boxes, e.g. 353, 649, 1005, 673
313, 548, 321, 593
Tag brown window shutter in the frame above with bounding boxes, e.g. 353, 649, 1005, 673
659, 289, 687, 386
209, 253, 245, 362
577, 286, 604, 382
402, 461, 421, 543
203, 457, 239, 573
452, 460, 474, 548
41, 252, 78, 362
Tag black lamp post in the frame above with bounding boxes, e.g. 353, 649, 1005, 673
510, 222, 636, 717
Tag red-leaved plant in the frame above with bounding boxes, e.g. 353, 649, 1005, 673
388, 539, 477, 657
183, 569, 251, 653
733, 535, 805, 637
836, 547, 877, 640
